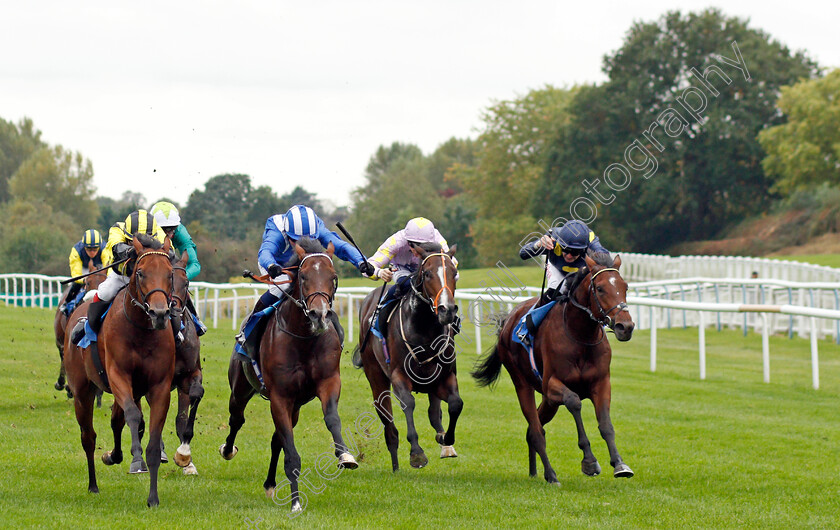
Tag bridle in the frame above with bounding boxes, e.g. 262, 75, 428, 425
168, 264, 188, 320
270, 253, 338, 338
124, 250, 173, 328
410, 252, 456, 315
564, 267, 629, 345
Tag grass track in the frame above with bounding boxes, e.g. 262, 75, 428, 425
1, 305, 839, 529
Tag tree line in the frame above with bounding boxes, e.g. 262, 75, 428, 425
1, 9, 836, 279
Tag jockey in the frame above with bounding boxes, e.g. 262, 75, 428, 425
515, 219, 610, 347
150, 201, 206, 336
365, 216, 458, 306
70, 210, 167, 345
60, 229, 106, 316
234, 204, 373, 358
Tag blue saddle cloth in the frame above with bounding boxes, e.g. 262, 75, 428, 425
77, 305, 111, 348
233, 300, 283, 360
511, 301, 557, 381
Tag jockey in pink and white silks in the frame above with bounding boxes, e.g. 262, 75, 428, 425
364, 217, 459, 321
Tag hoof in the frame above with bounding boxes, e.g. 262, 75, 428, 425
265, 487, 275, 500
174, 443, 191, 467
88, 485, 99, 494
65, 387, 74, 399
614, 463, 634, 478
147, 498, 159, 508
338, 452, 358, 470
160, 450, 168, 464
219, 443, 238, 460
183, 462, 198, 475
409, 453, 428, 469
129, 459, 148, 474
54, 381, 64, 391
291, 500, 302, 513
440, 445, 457, 458
582, 460, 601, 477
102, 450, 122, 466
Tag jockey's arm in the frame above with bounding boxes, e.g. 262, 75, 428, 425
314, 218, 365, 269
257, 218, 285, 272
519, 238, 548, 260
173, 224, 201, 280
68, 246, 84, 284
589, 235, 609, 255
365, 233, 398, 280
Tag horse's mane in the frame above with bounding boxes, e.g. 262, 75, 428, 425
564, 251, 616, 294
135, 233, 163, 250
285, 237, 327, 268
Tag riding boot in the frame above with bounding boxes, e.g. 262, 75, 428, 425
71, 299, 109, 345
235, 291, 280, 359
61, 283, 82, 316
171, 314, 183, 347
185, 296, 207, 336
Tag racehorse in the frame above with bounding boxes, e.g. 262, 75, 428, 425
54, 268, 107, 397
64, 234, 177, 506
472, 252, 635, 483
99, 253, 203, 475
220, 238, 358, 514
355, 242, 463, 471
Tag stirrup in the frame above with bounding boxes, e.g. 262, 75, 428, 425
195, 320, 207, 336
235, 331, 246, 345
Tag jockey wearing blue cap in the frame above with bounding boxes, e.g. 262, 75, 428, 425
235, 204, 374, 358
516, 220, 610, 347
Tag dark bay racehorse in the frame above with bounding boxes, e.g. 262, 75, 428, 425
220, 238, 358, 514
472, 253, 635, 483
355, 243, 463, 471
54, 268, 107, 396
64, 234, 176, 506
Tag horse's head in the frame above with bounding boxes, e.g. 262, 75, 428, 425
292, 238, 337, 335
84, 268, 108, 292
414, 243, 459, 326
169, 251, 190, 315
130, 234, 174, 330
583, 253, 634, 341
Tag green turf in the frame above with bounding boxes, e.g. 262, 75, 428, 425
769, 254, 840, 269
1, 305, 839, 529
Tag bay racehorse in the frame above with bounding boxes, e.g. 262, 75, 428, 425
472, 252, 635, 483
54, 268, 107, 397
220, 238, 358, 514
64, 234, 176, 506
99, 252, 202, 475
355, 242, 463, 471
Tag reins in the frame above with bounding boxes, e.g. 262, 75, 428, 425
271, 252, 338, 339
409, 252, 455, 315
123, 250, 174, 330
563, 266, 629, 346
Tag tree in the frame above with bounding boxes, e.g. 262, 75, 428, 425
8, 145, 99, 228
0, 199, 80, 275
97, 190, 148, 228
758, 69, 840, 193
183, 174, 255, 239
0, 117, 44, 204
537, 8, 819, 252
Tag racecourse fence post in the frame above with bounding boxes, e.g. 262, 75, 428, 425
762, 313, 770, 383
347, 295, 354, 343
474, 303, 482, 356
699, 311, 706, 380
213, 288, 219, 329
232, 290, 239, 331
650, 308, 657, 372
810, 317, 819, 390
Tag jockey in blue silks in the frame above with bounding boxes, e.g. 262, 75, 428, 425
515, 220, 610, 348
234, 204, 374, 358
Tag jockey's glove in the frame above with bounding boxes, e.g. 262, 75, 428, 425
113, 243, 135, 262
267, 264, 283, 278
358, 261, 375, 277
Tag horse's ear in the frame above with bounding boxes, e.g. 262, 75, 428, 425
411, 242, 428, 260
163, 237, 172, 254
132, 236, 143, 254
584, 253, 596, 270
613, 254, 621, 270
178, 250, 189, 267
447, 244, 458, 258
294, 241, 306, 260
326, 241, 335, 257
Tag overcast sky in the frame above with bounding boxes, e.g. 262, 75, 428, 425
1, 1, 837, 209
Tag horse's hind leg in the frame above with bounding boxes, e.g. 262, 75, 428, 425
364, 358, 400, 471
316, 374, 358, 470
55, 346, 66, 391
560, 388, 600, 476
591, 379, 633, 478
102, 403, 125, 466
176, 371, 203, 474
512, 379, 557, 483
72, 383, 99, 493
221, 357, 254, 460
265, 398, 305, 514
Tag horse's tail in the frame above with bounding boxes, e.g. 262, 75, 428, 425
351, 345, 363, 369
471, 314, 509, 388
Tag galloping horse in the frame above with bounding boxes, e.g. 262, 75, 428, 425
64, 234, 177, 506
472, 253, 635, 483
54, 268, 107, 396
220, 238, 358, 514
355, 242, 463, 471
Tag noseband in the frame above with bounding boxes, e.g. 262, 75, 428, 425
295, 253, 337, 319
567, 267, 629, 330
125, 250, 173, 327
168, 264, 188, 319
410, 252, 455, 315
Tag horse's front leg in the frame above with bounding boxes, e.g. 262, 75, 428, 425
512, 376, 557, 483
175, 371, 203, 474
391, 372, 427, 469
317, 374, 358, 470
110, 373, 148, 475
145, 382, 172, 507
434, 372, 463, 458
220, 356, 254, 461
265, 396, 305, 514
101, 402, 125, 466
591, 377, 633, 478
